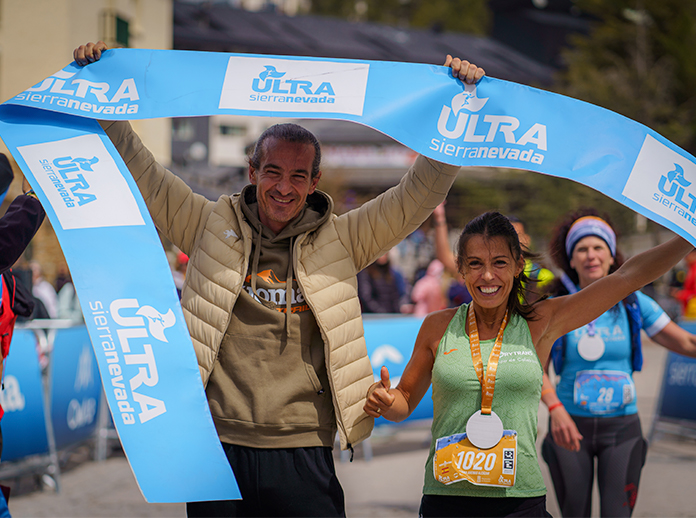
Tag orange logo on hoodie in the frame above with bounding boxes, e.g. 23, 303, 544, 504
243, 269, 310, 313
245, 269, 283, 284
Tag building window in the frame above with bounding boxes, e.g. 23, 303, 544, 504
219, 125, 247, 137
100, 10, 130, 48
116, 16, 130, 48
173, 119, 196, 141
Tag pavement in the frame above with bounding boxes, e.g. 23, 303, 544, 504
7, 339, 696, 518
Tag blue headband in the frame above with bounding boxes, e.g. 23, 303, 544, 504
565, 216, 616, 258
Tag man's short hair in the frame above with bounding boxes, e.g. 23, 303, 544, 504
248, 123, 321, 178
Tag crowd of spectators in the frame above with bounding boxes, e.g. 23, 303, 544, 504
358, 206, 696, 322
357, 219, 472, 316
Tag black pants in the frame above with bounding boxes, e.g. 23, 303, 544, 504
186, 443, 345, 517
542, 413, 647, 517
420, 495, 551, 517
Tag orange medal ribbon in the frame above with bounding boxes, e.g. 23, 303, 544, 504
467, 305, 509, 415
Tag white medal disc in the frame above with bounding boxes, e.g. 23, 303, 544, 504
577, 334, 605, 361
466, 410, 504, 450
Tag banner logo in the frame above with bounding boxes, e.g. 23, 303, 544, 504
655, 163, 696, 219
88, 299, 174, 426
430, 88, 546, 165
17, 134, 145, 230
369, 344, 404, 385
453, 83, 489, 113
370, 344, 404, 368
666, 163, 691, 187
13, 68, 140, 115
135, 305, 176, 343
624, 135, 696, 230
219, 56, 370, 115
259, 65, 285, 81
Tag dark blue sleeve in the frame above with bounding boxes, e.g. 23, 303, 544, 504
0, 194, 46, 274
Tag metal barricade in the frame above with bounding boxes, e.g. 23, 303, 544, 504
0, 320, 106, 491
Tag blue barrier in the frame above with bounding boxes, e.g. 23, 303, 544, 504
363, 315, 433, 423
3, 316, 428, 469
50, 327, 102, 450
649, 321, 696, 441
0, 325, 102, 473
0, 330, 48, 461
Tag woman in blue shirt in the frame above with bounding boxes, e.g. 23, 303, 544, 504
540, 208, 696, 517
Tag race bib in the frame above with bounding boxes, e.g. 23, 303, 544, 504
573, 370, 635, 414
434, 431, 517, 488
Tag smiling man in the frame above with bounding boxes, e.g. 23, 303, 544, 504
74, 41, 484, 517
249, 128, 321, 234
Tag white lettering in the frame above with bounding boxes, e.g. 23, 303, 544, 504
668, 362, 696, 387
463, 114, 486, 143
133, 392, 166, 423
50, 79, 76, 96
125, 344, 159, 390
67, 398, 97, 430
437, 107, 468, 139
72, 79, 111, 102
110, 78, 140, 102
0, 376, 25, 412
111, 299, 145, 327
484, 115, 519, 143
517, 123, 548, 151
117, 327, 148, 354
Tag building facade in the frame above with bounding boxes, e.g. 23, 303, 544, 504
0, 0, 173, 284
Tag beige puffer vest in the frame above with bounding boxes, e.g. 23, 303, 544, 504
101, 120, 460, 449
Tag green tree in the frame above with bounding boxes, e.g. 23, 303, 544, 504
557, 0, 696, 154
444, 168, 637, 249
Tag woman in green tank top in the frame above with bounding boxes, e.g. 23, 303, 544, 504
364, 211, 692, 517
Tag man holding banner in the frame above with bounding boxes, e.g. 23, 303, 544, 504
74, 41, 484, 517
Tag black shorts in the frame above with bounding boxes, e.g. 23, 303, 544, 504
186, 443, 345, 517
420, 494, 551, 517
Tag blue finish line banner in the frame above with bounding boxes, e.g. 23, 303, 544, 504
6, 48, 696, 244
0, 108, 240, 503
1, 48, 696, 503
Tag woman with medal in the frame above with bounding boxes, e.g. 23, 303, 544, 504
540, 209, 696, 518
364, 210, 694, 517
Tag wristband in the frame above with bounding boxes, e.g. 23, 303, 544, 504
547, 402, 563, 412
541, 388, 554, 397
24, 189, 38, 199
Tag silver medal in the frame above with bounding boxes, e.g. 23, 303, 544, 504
466, 410, 504, 449
577, 333, 605, 361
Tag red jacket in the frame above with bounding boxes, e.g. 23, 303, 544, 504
677, 261, 696, 317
